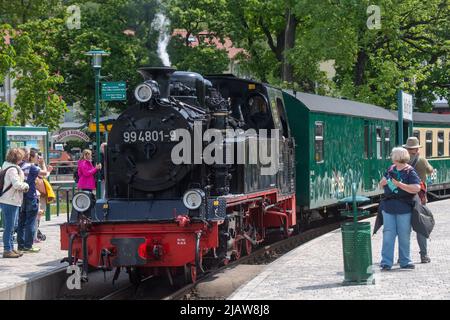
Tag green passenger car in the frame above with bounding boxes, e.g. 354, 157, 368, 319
412, 113, 450, 197
283, 91, 397, 212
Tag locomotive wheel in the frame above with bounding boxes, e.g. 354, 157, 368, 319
242, 238, 253, 256
231, 239, 243, 261
184, 263, 197, 284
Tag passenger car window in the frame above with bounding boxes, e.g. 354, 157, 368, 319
376, 127, 382, 159
438, 131, 444, 157
384, 128, 390, 159
413, 130, 420, 146
426, 131, 433, 158
315, 122, 324, 163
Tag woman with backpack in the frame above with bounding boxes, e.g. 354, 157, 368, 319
77, 149, 101, 193
0, 148, 29, 258
378, 147, 421, 270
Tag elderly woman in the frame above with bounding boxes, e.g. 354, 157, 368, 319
379, 147, 421, 270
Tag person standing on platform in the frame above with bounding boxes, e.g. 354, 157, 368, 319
0, 148, 29, 258
403, 136, 434, 263
77, 149, 101, 194
17, 149, 52, 253
379, 147, 421, 270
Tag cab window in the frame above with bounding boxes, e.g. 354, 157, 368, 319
276, 98, 289, 138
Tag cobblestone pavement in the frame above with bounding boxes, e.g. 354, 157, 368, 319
229, 199, 450, 300
0, 215, 67, 292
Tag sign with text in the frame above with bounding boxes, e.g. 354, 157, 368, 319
399, 91, 413, 121
55, 130, 90, 142
101, 82, 126, 101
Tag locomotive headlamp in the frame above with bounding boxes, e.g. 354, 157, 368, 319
72, 192, 93, 213
183, 189, 205, 210
134, 83, 153, 103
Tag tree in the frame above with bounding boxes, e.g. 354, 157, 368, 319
0, 0, 62, 26
10, 26, 67, 130
167, 0, 231, 74
1, 1, 162, 128
169, 36, 230, 74
223, 0, 300, 82
291, 0, 449, 109
55, 0, 160, 122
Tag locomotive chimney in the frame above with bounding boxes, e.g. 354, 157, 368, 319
138, 66, 176, 100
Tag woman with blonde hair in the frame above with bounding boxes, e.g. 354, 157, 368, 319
379, 147, 421, 270
0, 148, 29, 258
77, 149, 101, 193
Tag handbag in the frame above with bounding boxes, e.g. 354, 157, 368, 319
411, 198, 435, 238
36, 177, 47, 196
43, 178, 56, 203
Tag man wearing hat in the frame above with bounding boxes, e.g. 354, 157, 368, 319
403, 136, 434, 263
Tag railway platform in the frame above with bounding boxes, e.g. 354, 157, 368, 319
0, 215, 67, 299
229, 199, 450, 300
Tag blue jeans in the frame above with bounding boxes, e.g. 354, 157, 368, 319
381, 210, 412, 268
17, 197, 39, 249
1, 203, 20, 252
417, 232, 428, 257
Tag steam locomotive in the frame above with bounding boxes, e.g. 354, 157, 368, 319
60, 67, 297, 283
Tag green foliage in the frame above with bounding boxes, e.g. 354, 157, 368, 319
168, 36, 229, 74
63, 139, 88, 153
11, 27, 67, 130
0, 102, 14, 126
0, 0, 63, 26
168, 0, 448, 109
293, 0, 449, 109
167, 0, 229, 42
1, 0, 448, 129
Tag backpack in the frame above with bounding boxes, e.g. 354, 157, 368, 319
410, 157, 428, 204
0, 166, 20, 197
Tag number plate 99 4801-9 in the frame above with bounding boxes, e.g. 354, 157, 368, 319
122, 130, 175, 143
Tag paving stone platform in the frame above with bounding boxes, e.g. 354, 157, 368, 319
230, 199, 450, 300
0, 215, 67, 299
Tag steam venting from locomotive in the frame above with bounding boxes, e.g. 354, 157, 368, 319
152, 11, 171, 66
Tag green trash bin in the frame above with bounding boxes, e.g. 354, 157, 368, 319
341, 221, 373, 285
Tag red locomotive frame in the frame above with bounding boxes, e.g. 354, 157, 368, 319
60, 188, 296, 283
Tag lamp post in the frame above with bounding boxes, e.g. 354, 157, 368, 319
85, 49, 109, 199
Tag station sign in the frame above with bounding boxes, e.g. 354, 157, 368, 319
101, 82, 126, 101
55, 129, 90, 142
399, 90, 413, 121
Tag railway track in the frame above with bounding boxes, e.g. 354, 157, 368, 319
163, 218, 351, 300
58, 213, 375, 300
